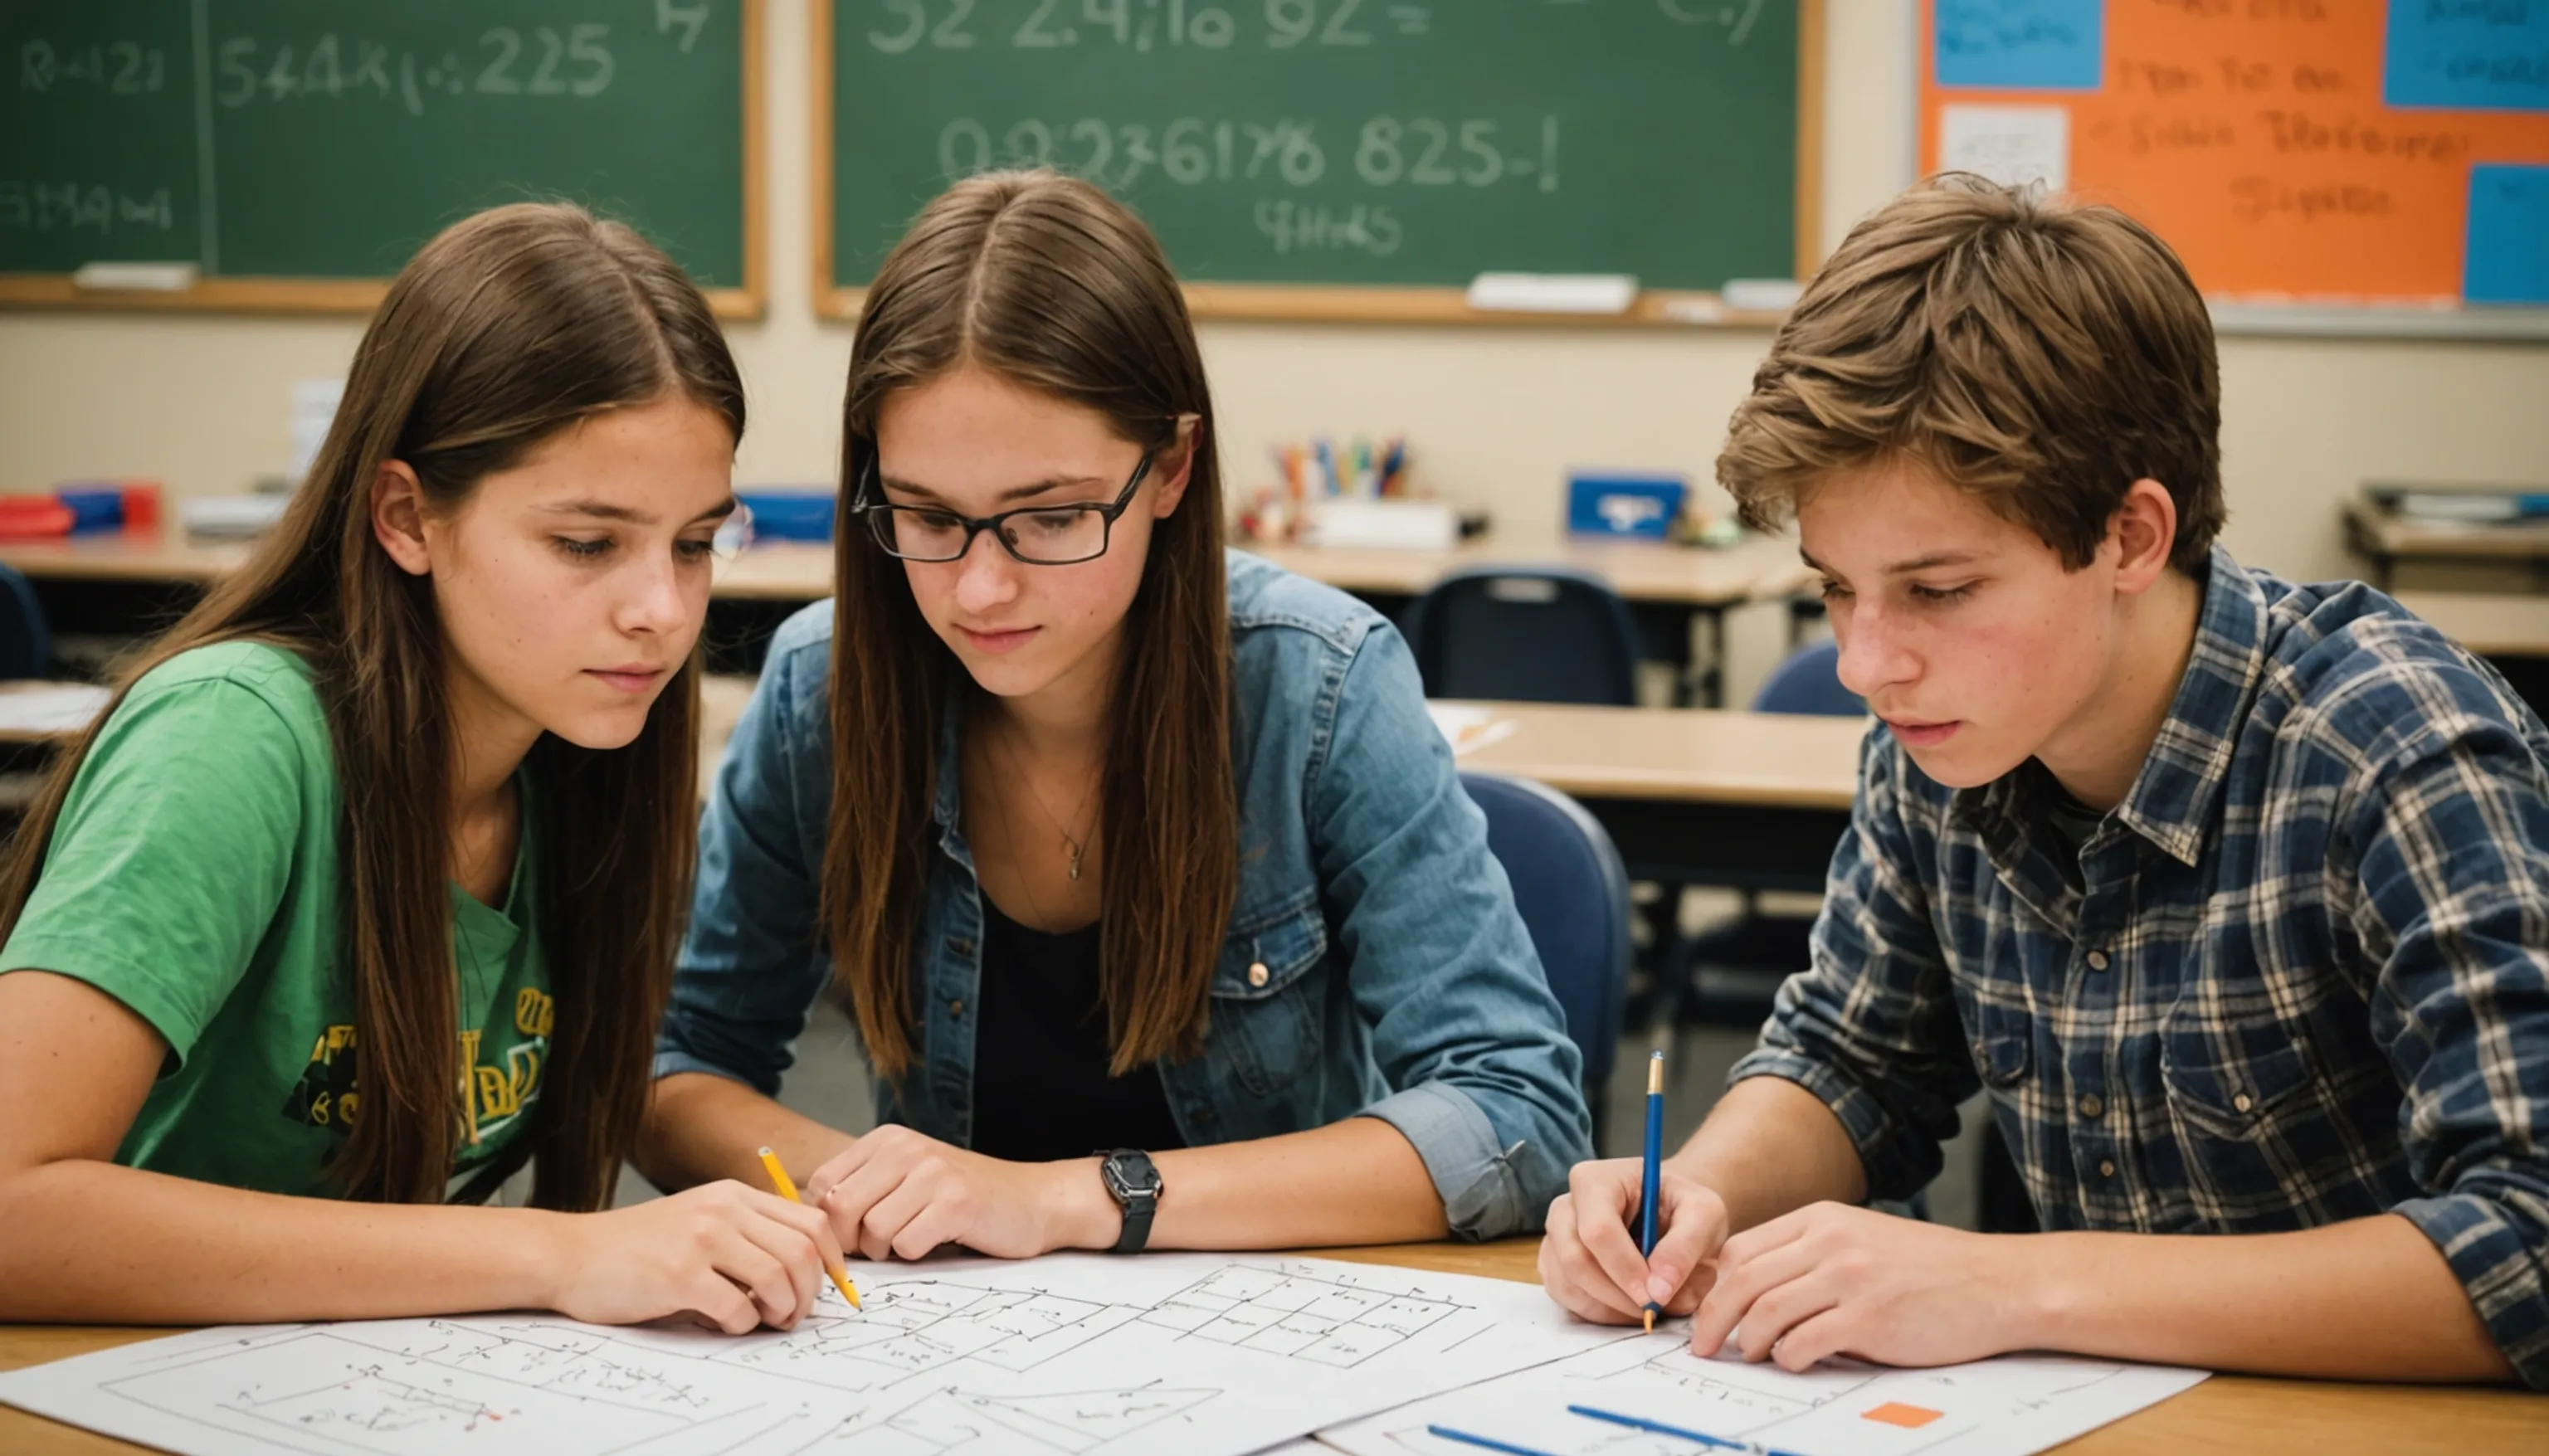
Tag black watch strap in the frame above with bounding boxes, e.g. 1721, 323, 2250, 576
1100, 1149, 1160, 1254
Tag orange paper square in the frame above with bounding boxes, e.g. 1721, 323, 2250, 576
1863, 1402, 1944, 1429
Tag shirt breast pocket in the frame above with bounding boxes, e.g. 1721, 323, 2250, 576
2158, 1009, 2323, 1224
1207, 899, 1328, 1098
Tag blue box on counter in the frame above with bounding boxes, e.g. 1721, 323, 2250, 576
1566, 473, 1685, 540
738, 488, 837, 543
53, 484, 124, 533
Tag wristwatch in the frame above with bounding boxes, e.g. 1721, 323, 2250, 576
1099, 1149, 1162, 1254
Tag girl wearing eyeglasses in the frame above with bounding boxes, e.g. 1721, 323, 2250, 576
641, 171, 1591, 1260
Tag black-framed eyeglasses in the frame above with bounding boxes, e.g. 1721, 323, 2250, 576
852, 450, 1155, 566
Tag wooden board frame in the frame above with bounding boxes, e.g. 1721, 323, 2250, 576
811, 0, 1822, 326
0, 0, 767, 319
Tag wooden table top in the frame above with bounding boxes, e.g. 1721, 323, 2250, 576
0, 680, 109, 744
0, 531, 250, 583
697, 686, 1869, 813
0, 528, 1817, 613
1444, 699, 1866, 810
4, 1238, 2539, 1454
699, 671, 758, 802
2345, 499, 2549, 562
721, 534, 1826, 608
703, 540, 836, 601
2395, 590, 2549, 657
1241, 531, 1812, 606
0, 532, 839, 603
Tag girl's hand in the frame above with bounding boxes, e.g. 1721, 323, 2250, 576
806, 1125, 1107, 1262
1539, 1157, 1731, 1325
545, 1181, 846, 1333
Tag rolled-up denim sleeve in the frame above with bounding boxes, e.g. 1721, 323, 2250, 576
1308, 623, 1593, 1239
2345, 711, 2549, 1389
1728, 728, 1976, 1202
655, 631, 836, 1098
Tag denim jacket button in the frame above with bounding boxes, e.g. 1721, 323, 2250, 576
1248, 961, 1269, 987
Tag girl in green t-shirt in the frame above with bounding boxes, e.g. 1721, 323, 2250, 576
0, 203, 845, 1335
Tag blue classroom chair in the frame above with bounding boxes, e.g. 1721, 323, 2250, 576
1660, 636, 1862, 1030
1755, 637, 1864, 718
1408, 566, 1679, 1031
0, 563, 52, 680
1462, 770, 1632, 1154
1401, 566, 1641, 706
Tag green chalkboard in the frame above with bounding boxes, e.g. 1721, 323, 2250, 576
0, 0, 758, 311
821, 0, 1815, 315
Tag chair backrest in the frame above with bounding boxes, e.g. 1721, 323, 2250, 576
0, 562, 51, 680
1401, 566, 1640, 706
1460, 770, 1630, 1094
1752, 637, 1864, 718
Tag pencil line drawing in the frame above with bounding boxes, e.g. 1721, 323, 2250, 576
1138, 1263, 1471, 1368
2, 1254, 1606, 1456
1323, 1329, 2211, 1456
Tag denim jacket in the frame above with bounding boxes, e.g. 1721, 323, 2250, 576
657, 550, 1591, 1239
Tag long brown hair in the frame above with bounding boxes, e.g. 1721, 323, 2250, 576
0, 202, 743, 1209
826, 170, 1237, 1079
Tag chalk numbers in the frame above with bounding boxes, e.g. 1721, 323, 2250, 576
17, 40, 168, 95
210, 27, 614, 110
871, 0, 1391, 53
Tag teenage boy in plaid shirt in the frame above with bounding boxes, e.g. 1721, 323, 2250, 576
1541, 174, 2547, 1387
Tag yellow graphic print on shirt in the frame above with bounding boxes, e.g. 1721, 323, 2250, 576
279, 986, 553, 1146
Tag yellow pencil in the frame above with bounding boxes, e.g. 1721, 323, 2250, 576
757, 1145, 861, 1312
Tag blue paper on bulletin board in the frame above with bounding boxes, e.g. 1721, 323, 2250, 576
2467, 165, 2549, 305
1933, 0, 2104, 91
2384, 0, 2549, 112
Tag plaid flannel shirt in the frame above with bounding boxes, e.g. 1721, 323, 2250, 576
1732, 546, 2549, 1387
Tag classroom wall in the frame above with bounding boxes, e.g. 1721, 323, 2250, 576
3, 0, 2547, 695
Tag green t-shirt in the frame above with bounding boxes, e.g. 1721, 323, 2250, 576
0, 641, 553, 1200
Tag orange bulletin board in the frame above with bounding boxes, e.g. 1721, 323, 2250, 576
1918, 2, 2549, 313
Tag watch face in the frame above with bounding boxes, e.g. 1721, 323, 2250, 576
1104, 1151, 1162, 1200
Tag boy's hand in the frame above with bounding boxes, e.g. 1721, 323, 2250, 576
1687, 1202, 2038, 1371
1538, 1157, 1731, 1324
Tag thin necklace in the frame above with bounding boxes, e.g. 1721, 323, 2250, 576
987, 771, 1054, 927
990, 717, 1101, 882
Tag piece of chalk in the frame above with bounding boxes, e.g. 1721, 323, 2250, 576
1720, 277, 1803, 312
1465, 271, 1640, 314
72, 261, 199, 291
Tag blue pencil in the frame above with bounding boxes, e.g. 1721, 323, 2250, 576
1426, 1423, 1565, 1456
1640, 1048, 1664, 1331
1567, 1403, 1809, 1456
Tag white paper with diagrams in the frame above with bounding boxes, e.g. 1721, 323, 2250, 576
0, 1253, 1632, 1456
1317, 1327, 2209, 1456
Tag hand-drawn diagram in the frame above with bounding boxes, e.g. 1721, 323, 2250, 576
699, 1278, 1146, 1390
1322, 1329, 2210, 1456
0, 1254, 1632, 1456
1138, 1262, 1467, 1366
699, 1260, 1468, 1391
782, 1384, 1219, 1454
